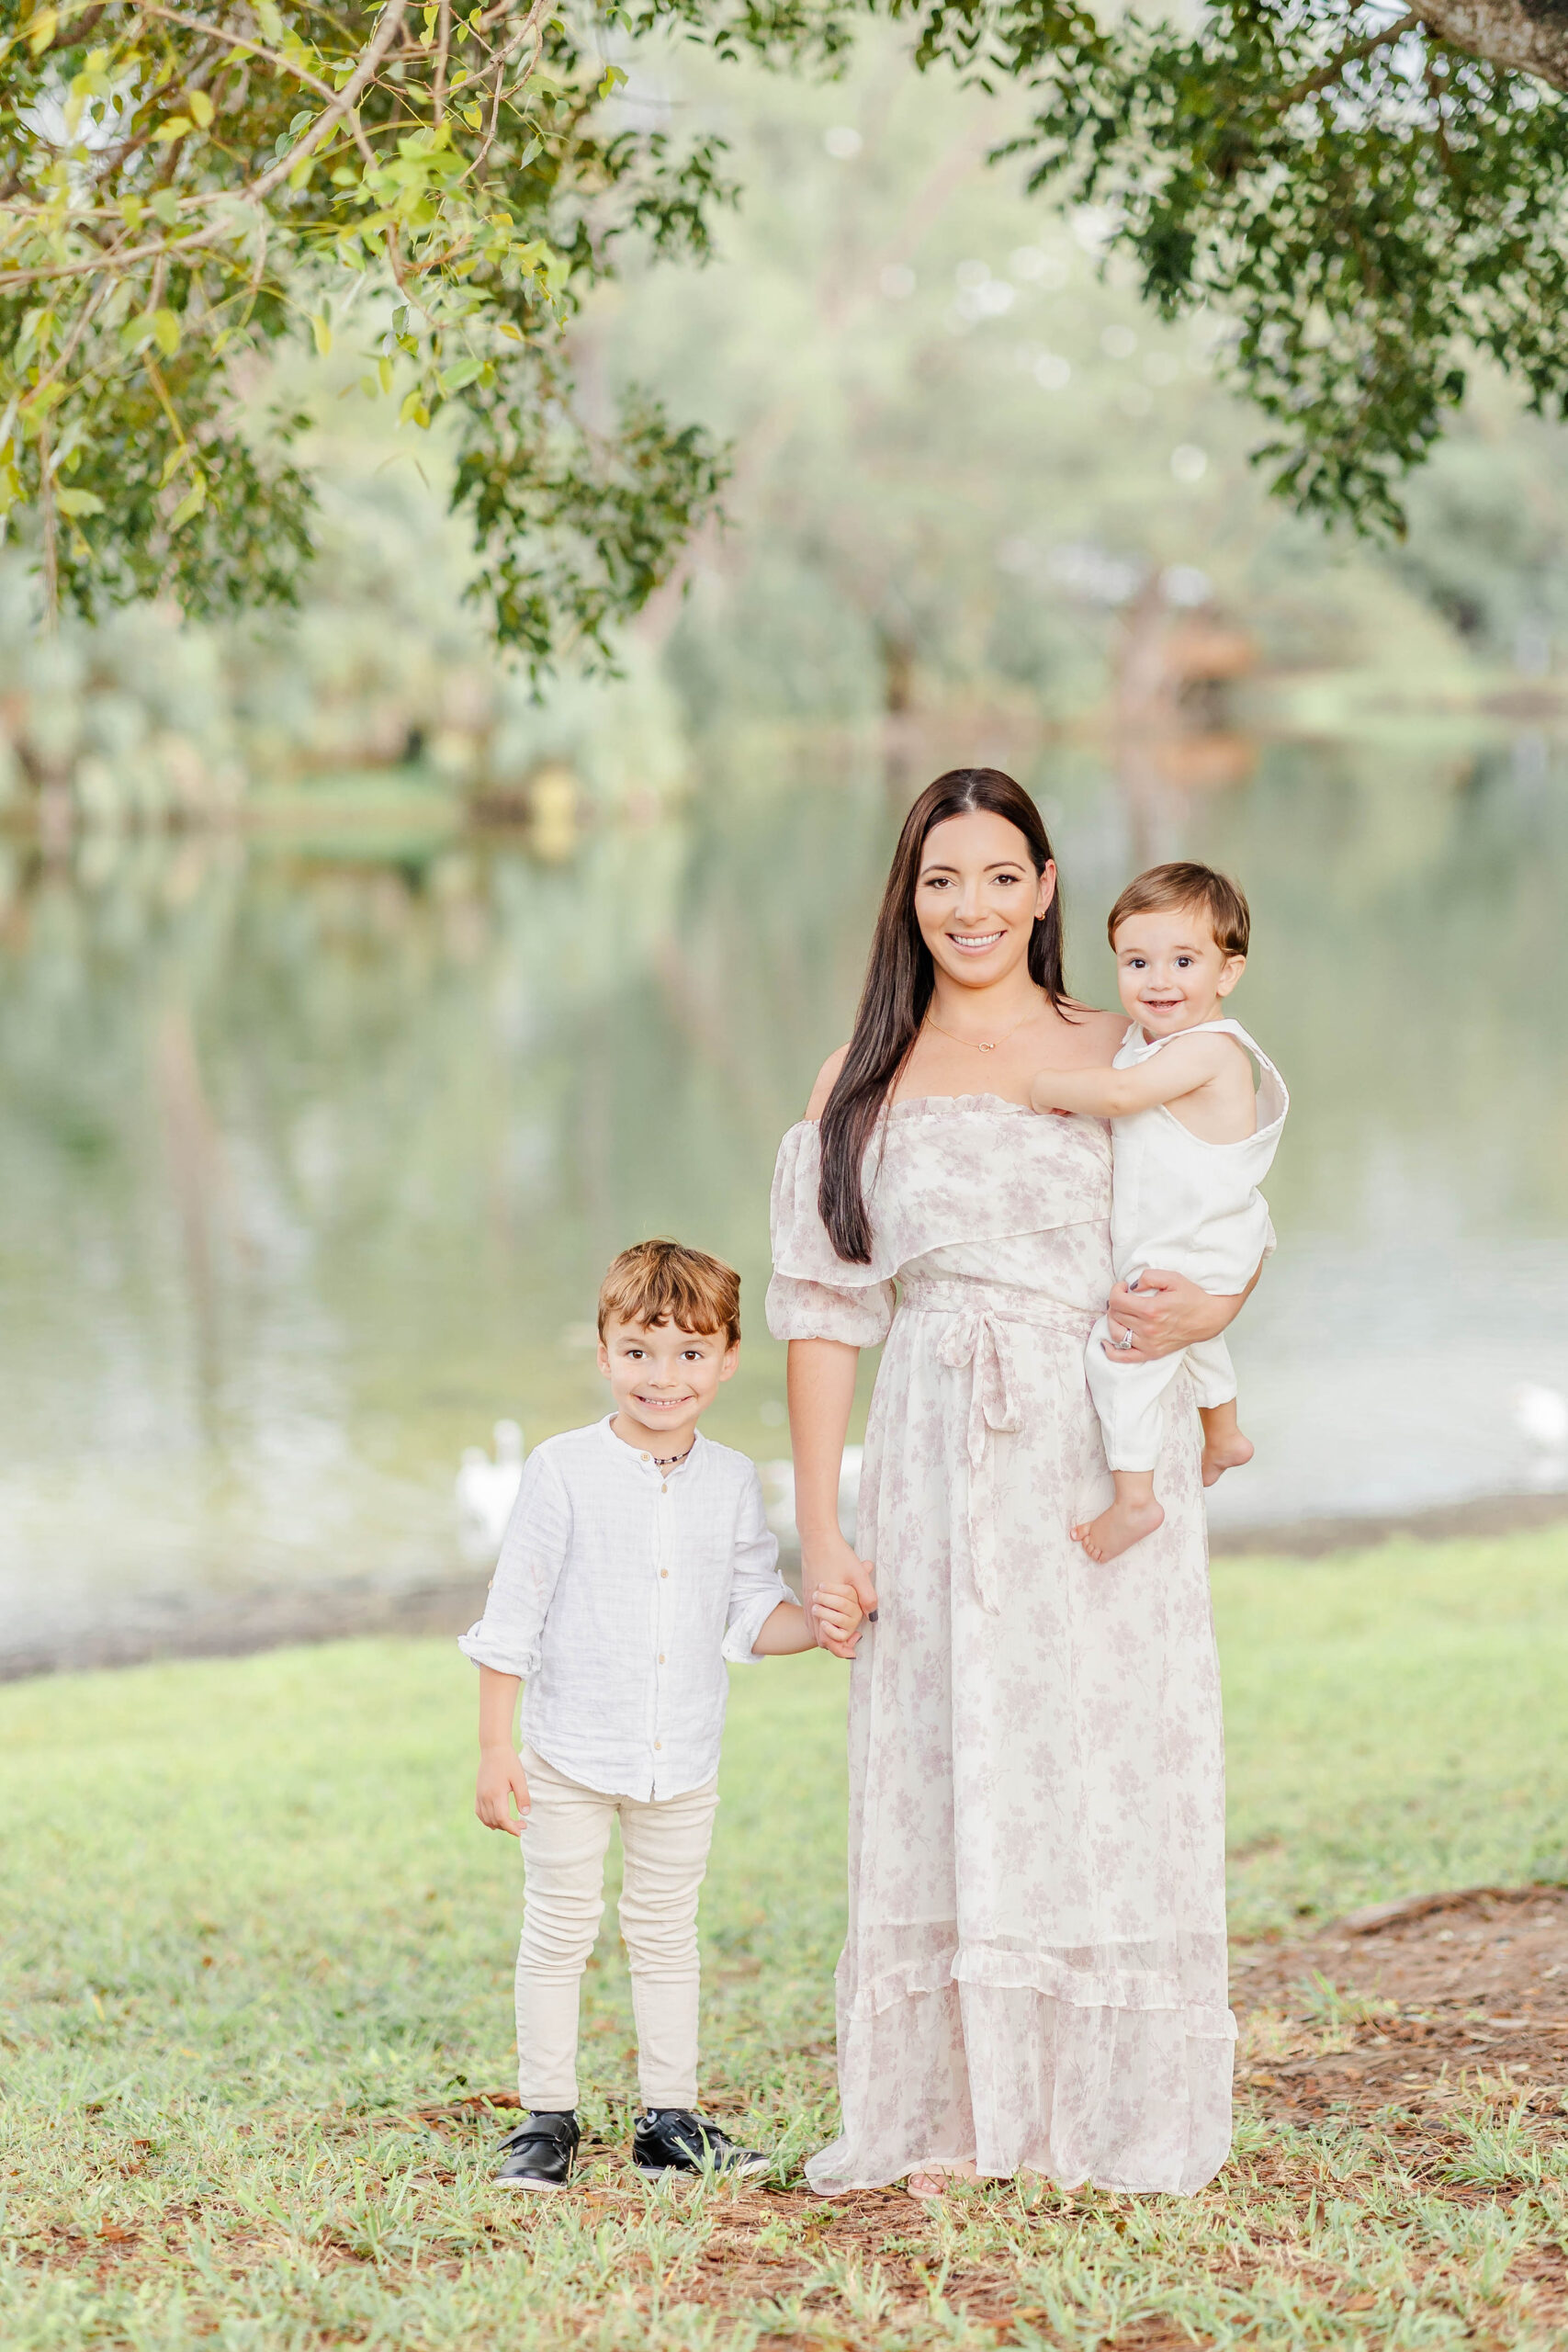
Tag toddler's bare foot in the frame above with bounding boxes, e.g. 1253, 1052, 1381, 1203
907, 2161, 978, 2199
1201, 1430, 1254, 1487
1072, 1495, 1164, 1563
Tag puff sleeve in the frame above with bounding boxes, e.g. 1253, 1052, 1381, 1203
765, 1121, 897, 1348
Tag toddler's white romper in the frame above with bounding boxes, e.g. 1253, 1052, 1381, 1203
1087, 1017, 1288, 1474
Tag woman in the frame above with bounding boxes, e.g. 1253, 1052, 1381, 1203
768, 768, 1258, 2199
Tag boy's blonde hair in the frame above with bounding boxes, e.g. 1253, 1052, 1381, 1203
1107, 862, 1250, 958
597, 1238, 741, 1347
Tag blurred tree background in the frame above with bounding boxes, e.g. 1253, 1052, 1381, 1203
5, 21, 1568, 826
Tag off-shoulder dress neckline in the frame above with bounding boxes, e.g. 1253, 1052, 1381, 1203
794, 1091, 1042, 1130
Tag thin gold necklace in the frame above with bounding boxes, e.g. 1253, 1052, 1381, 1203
923, 1004, 1041, 1055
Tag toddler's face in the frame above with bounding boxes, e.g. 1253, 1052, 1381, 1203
1111, 905, 1244, 1037
598, 1317, 739, 1442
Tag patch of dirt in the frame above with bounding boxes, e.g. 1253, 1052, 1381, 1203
1232, 1881, 1568, 2124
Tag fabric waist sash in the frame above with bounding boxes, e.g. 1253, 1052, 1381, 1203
893, 1275, 1099, 1614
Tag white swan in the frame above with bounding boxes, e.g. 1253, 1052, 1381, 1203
456, 1419, 525, 1559
1512, 1383, 1568, 1454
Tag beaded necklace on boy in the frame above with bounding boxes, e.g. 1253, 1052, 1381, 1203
651, 1442, 695, 1467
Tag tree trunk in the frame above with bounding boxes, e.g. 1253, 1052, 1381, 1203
1417, 0, 1568, 92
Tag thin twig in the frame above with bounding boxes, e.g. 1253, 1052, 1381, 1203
131, 5, 382, 171
244, 0, 412, 203
1269, 11, 1418, 109
434, 0, 452, 121
38, 419, 59, 632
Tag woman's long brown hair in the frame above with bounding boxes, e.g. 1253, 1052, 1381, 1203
818, 769, 1070, 1263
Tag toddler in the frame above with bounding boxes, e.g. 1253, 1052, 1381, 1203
1029, 863, 1288, 1563
459, 1238, 862, 2191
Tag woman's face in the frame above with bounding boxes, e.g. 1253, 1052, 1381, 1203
913, 809, 1055, 991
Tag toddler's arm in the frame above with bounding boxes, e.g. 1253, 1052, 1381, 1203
475, 1665, 532, 1836
1031, 1031, 1234, 1120
750, 1585, 864, 1657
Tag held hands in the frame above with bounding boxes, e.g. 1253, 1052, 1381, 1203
812, 1581, 866, 1657
805, 1535, 878, 1659
475, 1747, 531, 1837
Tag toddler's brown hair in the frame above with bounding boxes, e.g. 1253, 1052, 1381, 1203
597, 1238, 742, 1348
1106, 861, 1250, 958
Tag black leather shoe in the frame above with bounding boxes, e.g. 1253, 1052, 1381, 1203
495, 2109, 579, 2191
633, 2109, 770, 2180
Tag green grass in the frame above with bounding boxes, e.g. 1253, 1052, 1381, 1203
3, 1527, 1568, 2348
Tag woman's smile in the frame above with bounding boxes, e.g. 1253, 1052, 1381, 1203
948, 929, 1005, 954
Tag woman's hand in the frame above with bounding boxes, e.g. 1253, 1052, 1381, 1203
476, 1747, 531, 1836
1103, 1265, 1256, 1362
803, 1532, 877, 1657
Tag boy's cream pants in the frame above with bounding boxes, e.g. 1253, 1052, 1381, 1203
515, 1744, 719, 2111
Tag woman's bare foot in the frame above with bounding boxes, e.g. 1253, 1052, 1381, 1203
1201, 1429, 1254, 1487
1072, 1494, 1165, 1562
907, 2160, 978, 2199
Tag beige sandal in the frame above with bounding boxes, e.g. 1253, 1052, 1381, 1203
907, 2161, 978, 2199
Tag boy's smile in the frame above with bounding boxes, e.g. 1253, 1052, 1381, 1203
1111, 906, 1245, 1038
599, 1316, 739, 1456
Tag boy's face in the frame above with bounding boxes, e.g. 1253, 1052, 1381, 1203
1111, 905, 1245, 1037
598, 1317, 739, 1450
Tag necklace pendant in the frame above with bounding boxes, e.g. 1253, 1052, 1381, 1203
979, 1040, 996, 1051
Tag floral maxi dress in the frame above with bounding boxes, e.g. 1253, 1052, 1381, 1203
767, 1096, 1234, 2195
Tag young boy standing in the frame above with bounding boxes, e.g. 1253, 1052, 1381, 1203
459, 1238, 861, 2192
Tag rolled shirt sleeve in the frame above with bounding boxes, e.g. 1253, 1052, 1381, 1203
721, 1466, 793, 1664
457, 1450, 571, 1678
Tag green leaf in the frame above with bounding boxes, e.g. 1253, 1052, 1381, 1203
169, 476, 208, 531
154, 117, 194, 143
55, 489, 106, 519
187, 89, 215, 130
149, 189, 181, 227
255, 0, 285, 40
399, 390, 431, 429
28, 6, 59, 57
378, 356, 393, 393
310, 314, 332, 356
152, 309, 182, 357
439, 358, 481, 392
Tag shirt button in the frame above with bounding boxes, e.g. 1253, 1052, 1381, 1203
659, 1653, 666, 1664
654, 1740, 662, 1750
640, 1453, 649, 1462
660, 1569, 669, 1578
661, 1482, 668, 1493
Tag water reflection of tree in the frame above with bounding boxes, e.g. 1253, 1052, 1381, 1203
4, 757, 1567, 1624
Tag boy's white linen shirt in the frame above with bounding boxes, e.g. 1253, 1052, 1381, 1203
457, 1418, 792, 1801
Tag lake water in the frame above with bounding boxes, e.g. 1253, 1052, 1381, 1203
5, 729, 1567, 1672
